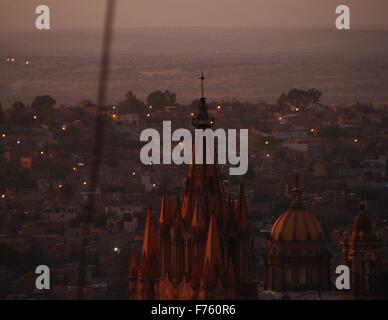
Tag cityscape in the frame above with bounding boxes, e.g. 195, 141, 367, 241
1, 0, 388, 302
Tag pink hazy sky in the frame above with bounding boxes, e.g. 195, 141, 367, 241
0, 0, 387, 31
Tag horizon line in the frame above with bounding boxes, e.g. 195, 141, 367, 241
2, 24, 388, 33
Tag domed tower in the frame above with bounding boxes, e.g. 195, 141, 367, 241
264, 178, 331, 292
340, 203, 384, 298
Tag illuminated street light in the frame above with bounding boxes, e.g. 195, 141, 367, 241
278, 117, 282, 121
1, 194, 5, 199
25, 61, 30, 65
146, 113, 150, 118
83, 181, 87, 186
354, 139, 358, 143
1, 134, 5, 138
217, 105, 221, 110
17, 140, 21, 144
265, 141, 269, 145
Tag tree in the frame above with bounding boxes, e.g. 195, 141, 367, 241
12, 101, 26, 113
11, 101, 30, 126
146, 90, 176, 111
277, 88, 322, 110
31, 95, 56, 124
117, 91, 145, 114
307, 88, 322, 104
277, 93, 287, 107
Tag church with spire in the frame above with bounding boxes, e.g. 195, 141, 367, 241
129, 73, 258, 300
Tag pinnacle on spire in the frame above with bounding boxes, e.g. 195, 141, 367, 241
191, 197, 205, 230
159, 190, 170, 225
129, 247, 138, 279
202, 213, 224, 284
140, 207, 158, 278
238, 184, 249, 229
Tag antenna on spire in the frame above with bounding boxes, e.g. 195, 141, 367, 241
199, 71, 206, 98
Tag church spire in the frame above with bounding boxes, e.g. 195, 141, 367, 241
192, 72, 215, 129
139, 207, 158, 278
191, 197, 205, 230
129, 247, 138, 279
202, 213, 224, 286
159, 190, 170, 225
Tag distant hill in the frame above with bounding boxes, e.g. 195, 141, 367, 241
1, 27, 388, 106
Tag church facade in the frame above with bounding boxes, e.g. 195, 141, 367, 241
129, 76, 385, 300
340, 203, 384, 299
264, 180, 331, 292
129, 76, 257, 300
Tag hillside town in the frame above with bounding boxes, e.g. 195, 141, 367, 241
1, 88, 388, 299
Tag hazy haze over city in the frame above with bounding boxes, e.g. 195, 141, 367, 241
1, 0, 388, 30
1, 0, 388, 106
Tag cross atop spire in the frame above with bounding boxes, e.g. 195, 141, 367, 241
192, 71, 215, 129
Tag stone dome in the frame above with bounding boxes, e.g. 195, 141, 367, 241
271, 187, 325, 241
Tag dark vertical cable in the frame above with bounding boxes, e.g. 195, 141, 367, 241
77, 0, 116, 299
